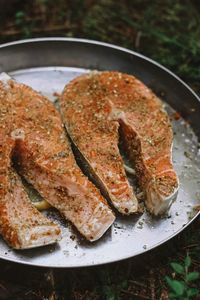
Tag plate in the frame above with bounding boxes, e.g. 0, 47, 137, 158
0, 38, 199, 268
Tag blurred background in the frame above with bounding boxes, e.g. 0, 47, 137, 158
0, 0, 200, 93
0, 1, 199, 299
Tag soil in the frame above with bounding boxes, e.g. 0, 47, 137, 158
0, 1, 199, 299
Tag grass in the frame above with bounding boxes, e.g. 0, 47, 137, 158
1, 0, 200, 92
0, 1, 200, 299
83, 0, 200, 93
166, 255, 199, 299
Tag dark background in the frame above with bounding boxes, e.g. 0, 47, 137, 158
0, 1, 199, 299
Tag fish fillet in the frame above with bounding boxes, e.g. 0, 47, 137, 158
60, 71, 179, 215
0, 74, 115, 243
0, 137, 61, 249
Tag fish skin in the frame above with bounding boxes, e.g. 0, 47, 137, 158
0, 76, 115, 243
60, 71, 179, 215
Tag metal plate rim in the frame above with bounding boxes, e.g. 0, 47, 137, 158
1, 37, 200, 104
0, 38, 199, 268
1, 212, 199, 269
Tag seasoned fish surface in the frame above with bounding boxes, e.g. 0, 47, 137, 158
0, 76, 115, 244
0, 138, 61, 249
60, 71, 179, 215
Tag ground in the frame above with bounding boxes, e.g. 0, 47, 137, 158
0, 1, 199, 299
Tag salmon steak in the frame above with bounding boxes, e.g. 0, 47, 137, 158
0, 136, 61, 249
0, 73, 115, 246
60, 71, 179, 215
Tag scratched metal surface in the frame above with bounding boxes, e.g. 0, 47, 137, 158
0, 38, 199, 267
